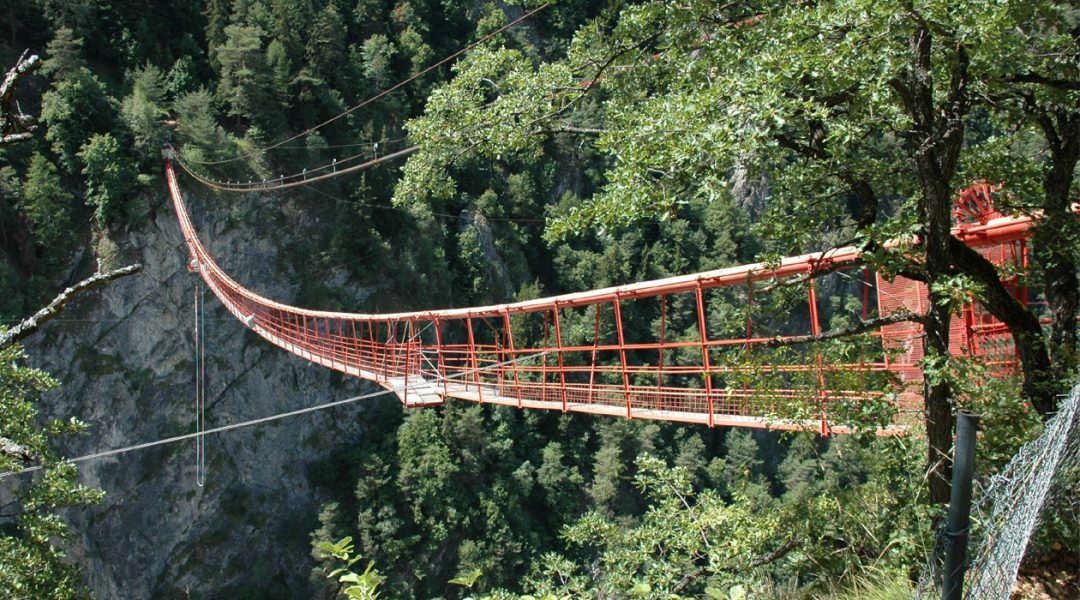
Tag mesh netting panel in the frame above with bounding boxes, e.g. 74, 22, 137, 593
914, 383, 1080, 599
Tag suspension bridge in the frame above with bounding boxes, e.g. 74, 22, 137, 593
165, 153, 1033, 434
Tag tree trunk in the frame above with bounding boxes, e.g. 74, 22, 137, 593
896, 23, 968, 503
1034, 113, 1080, 406
923, 184, 956, 504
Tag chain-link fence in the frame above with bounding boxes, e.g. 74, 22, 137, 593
915, 383, 1080, 599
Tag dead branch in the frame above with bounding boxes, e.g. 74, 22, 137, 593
754, 250, 862, 295
0, 436, 33, 463
764, 310, 926, 348
671, 536, 805, 593
0, 50, 41, 143
0, 264, 142, 350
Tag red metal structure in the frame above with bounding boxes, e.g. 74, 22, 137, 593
166, 159, 1034, 434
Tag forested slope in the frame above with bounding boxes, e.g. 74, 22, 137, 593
0, 1, 1076, 599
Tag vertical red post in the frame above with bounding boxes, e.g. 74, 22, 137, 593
367, 321, 376, 371
503, 312, 523, 408
657, 295, 666, 409
302, 314, 310, 360
434, 318, 448, 397
695, 284, 715, 427
324, 318, 333, 361
612, 297, 633, 419
807, 274, 828, 435
552, 303, 569, 413
588, 304, 602, 406
542, 311, 551, 392
403, 320, 412, 405
350, 320, 359, 374
336, 320, 345, 367
466, 316, 482, 402
861, 267, 870, 321
1019, 239, 1029, 307
381, 322, 390, 382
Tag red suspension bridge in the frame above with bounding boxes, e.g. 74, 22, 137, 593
166, 157, 1033, 434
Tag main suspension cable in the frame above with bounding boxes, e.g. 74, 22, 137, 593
181, 3, 551, 167
171, 144, 419, 192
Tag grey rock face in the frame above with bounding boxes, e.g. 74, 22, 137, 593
24, 190, 382, 598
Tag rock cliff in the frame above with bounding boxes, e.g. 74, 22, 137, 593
24, 187, 384, 598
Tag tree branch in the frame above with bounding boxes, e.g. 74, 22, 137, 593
671, 566, 706, 594
0, 436, 33, 463
0, 264, 142, 350
939, 43, 969, 178
1009, 73, 1080, 91
534, 125, 607, 136
754, 249, 862, 295
670, 536, 805, 593
764, 310, 927, 348
747, 536, 804, 568
0, 50, 40, 142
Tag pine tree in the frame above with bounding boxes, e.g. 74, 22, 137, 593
212, 24, 280, 132
307, 2, 348, 88
40, 27, 85, 79
20, 154, 73, 250
120, 63, 168, 166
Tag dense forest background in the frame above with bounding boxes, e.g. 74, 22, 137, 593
0, 0, 1076, 598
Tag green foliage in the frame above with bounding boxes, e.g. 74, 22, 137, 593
0, 343, 103, 598
39, 68, 119, 172
494, 447, 933, 598
213, 24, 282, 133
314, 536, 384, 599
307, 2, 348, 87
78, 133, 137, 225
449, 568, 483, 589
20, 153, 74, 250
40, 27, 86, 79
360, 34, 398, 88
3, 1, 1071, 597
815, 573, 913, 600
173, 88, 239, 166
120, 63, 169, 167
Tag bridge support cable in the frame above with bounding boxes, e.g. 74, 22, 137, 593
169, 144, 419, 193
193, 282, 207, 486
165, 159, 1042, 432
179, 3, 551, 168
0, 350, 550, 480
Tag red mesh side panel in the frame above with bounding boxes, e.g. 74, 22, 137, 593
877, 242, 1022, 409
967, 244, 1020, 375
876, 274, 927, 410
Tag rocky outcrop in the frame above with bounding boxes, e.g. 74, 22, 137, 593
24, 188, 384, 598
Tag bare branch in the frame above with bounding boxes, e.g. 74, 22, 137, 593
1009, 73, 1080, 91
534, 125, 607, 136
0, 264, 142, 350
0, 50, 41, 143
671, 536, 805, 593
747, 536, 804, 568
0, 436, 33, 463
1, 132, 33, 144
763, 310, 927, 348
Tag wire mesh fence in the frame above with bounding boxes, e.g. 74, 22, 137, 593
915, 383, 1080, 599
